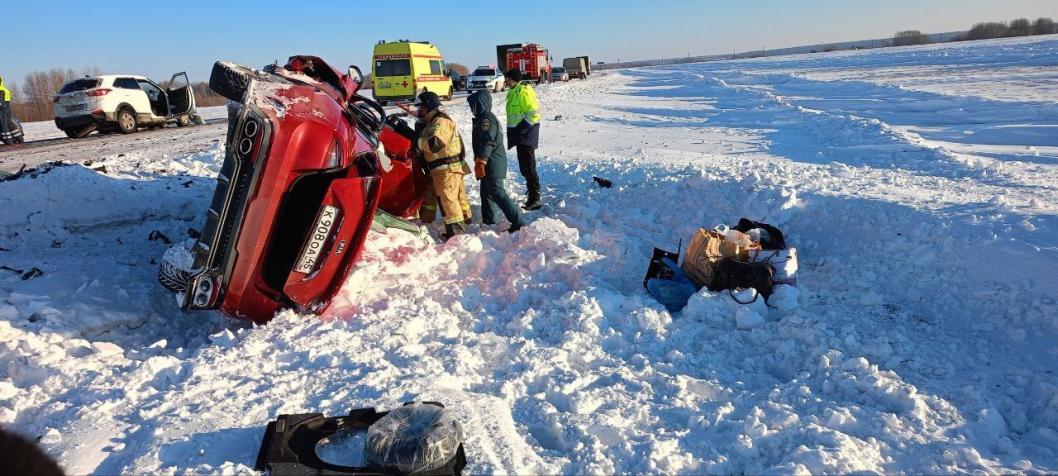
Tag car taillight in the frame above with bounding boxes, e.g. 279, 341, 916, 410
85, 88, 111, 97
324, 139, 342, 169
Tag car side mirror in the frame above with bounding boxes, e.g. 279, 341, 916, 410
347, 66, 363, 86
343, 65, 364, 100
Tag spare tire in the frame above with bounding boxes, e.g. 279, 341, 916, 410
365, 402, 464, 474
157, 239, 195, 293
209, 61, 257, 102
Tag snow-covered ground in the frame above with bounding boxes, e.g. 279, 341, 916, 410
2, 35, 1057, 474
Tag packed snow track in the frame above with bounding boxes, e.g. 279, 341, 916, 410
1, 35, 1057, 474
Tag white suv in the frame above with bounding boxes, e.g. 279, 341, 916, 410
466, 66, 505, 93
53, 73, 197, 138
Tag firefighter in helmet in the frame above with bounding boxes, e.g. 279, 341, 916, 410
416, 91, 472, 239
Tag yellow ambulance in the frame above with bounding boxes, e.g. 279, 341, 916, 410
371, 40, 453, 105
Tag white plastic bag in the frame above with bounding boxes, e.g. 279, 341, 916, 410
749, 248, 798, 284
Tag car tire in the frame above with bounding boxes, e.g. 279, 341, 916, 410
209, 61, 260, 102
445, 87, 453, 101
157, 239, 195, 293
116, 108, 137, 134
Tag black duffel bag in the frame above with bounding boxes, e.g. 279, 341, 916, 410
713, 258, 774, 300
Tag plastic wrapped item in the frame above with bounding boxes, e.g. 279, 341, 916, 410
749, 248, 798, 285
366, 402, 464, 474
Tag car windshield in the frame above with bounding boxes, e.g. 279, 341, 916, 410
472, 69, 495, 76
375, 59, 411, 77
553, 68, 565, 73
59, 78, 101, 93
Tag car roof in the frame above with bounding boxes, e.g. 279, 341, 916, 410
78, 75, 150, 82
102, 74, 150, 80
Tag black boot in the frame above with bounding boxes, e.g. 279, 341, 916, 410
443, 222, 467, 241
522, 196, 541, 211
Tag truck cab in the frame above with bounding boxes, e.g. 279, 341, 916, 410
506, 44, 552, 84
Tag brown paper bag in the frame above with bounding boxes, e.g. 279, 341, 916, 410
681, 228, 761, 288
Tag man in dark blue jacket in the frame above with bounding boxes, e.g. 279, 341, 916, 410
468, 90, 524, 232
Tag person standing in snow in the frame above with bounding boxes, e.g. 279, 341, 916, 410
415, 91, 472, 239
468, 90, 524, 233
503, 69, 542, 210
0, 74, 17, 144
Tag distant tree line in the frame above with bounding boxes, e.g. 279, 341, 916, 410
889, 17, 1054, 49
893, 30, 932, 47
5, 68, 225, 123
894, 17, 1057, 46
956, 17, 1056, 40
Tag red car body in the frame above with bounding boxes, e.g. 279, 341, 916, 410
181, 56, 425, 323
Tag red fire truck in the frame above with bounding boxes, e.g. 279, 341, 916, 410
505, 44, 552, 84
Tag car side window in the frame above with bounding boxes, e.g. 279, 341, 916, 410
429, 60, 442, 75
114, 78, 139, 89
137, 80, 161, 100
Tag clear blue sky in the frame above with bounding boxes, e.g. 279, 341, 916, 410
3, 0, 1057, 89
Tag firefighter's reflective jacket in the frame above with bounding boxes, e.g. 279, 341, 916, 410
0, 76, 11, 102
505, 82, 540, 149
418, 109, 465, 170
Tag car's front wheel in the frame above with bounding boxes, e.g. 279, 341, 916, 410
116, 108, 137, 134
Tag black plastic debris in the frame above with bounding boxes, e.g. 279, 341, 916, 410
0, 265, 44, 281
592, 176, 612, 188
148, 230, 173, 246
256, 402, 466, 476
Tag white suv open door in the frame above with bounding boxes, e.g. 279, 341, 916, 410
166, 72, 195, 117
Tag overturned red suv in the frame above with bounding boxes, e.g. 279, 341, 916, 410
159, 56, 427, 323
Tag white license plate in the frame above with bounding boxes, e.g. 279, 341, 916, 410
294, 205, 339, 274
379, 82, 391, 89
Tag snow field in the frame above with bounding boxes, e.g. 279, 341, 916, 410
1, 35, 1057, 473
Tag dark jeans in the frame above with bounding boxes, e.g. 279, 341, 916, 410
516, 145, 540, 202
480, 154, 524, 226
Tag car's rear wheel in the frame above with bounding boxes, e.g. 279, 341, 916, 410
116, 108, 137, 134
209, 61, 265, 102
